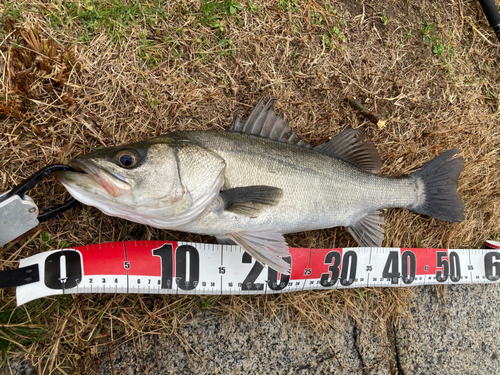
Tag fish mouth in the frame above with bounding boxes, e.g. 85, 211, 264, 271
57, 159, 131, 198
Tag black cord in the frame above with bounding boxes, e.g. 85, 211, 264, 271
1, 164, 78, 222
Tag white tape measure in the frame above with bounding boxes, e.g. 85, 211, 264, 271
11, 240, 500, 306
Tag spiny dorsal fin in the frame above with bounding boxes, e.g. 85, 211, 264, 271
229, 96, 310, 148
314, 127, 382, 173
347, 210, 385, 247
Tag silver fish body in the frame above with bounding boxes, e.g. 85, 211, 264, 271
56, 98, 465, 274
171, 130, 417, 236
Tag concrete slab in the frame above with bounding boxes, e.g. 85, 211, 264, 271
98, 311, 363, 374
6, 284, 500, 374
394, 285, 500, 375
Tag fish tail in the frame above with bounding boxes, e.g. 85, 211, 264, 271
407, 148, 465, 222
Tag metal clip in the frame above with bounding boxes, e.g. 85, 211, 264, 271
0, 165, 78, 247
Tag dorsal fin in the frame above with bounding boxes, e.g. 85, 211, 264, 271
314, 127, 382, 173
229, 96, 310, 148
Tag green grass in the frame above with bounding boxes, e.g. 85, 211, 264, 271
420, 22, 455, 62
311, 11, 323, 25
322, 23, 347, 50
198, 298, 213, 309
380, 13, 391, 26
0, 301, 49, 356
247, 1, 259, 13
40, 231, 53, 251
405, 27, 413, 40
197, 0, 243, 57
51, 0, 167, 42
0, 3, 25, 23
279, 0, 298, 12
199, 0, 243, 30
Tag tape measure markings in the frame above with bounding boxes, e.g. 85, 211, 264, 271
15, 241, 500, 306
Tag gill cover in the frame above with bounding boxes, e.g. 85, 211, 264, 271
167, 141, 227, 227
57, 138, 226, 229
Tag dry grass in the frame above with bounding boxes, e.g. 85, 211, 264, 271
0, 0, 499, 372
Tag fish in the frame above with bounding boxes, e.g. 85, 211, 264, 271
55, 97, 465, 274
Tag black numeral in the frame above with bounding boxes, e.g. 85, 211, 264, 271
219, 267, 226, 274
268, 256, 291, 291
44, 250, 83, 290
436, 251, 449, 282
340, 251, 357, 286
383, 251, 399, 284
485, 252, 500, 281
241, 253, 264, 290
153, 244, 174, 289
153, 243, 200, 290
320, 251, 341, 287
449, 252, 461, 282
175, 245, 200, 290
401, 251, 416, 284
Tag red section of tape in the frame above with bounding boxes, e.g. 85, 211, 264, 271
289, 248, 311, 280
401, 248, 448, 275
310, 248, 343, 279
124, 241, 176, 277
289, 248, 344, 280
75, 241, 179, 277
75, 242, 126, 276
485, 240, 500, 249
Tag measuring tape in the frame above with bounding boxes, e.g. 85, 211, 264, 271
6, 240, 500, 306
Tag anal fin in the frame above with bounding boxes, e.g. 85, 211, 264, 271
226, 227, 291, 275
347, 211, 385, 247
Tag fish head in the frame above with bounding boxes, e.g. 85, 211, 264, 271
55, 136, 226, 227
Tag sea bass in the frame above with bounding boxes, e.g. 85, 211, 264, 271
55, 97, 465, 274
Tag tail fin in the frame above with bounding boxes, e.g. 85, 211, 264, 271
408, 148, 465, 222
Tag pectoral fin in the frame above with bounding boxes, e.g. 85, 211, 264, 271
226, 227, 291, 275
220, 186, 283, 217
347, 211, 385, 247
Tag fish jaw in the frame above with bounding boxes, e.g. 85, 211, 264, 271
70, 159, 131, 198
55, 159, 132, 203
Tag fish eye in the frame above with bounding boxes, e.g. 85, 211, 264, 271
116, 150, 137, 168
